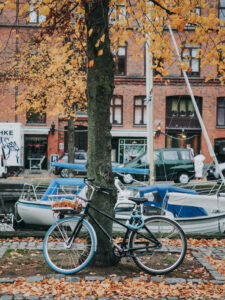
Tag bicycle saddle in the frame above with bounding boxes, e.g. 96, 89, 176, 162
128, 197, 148, 204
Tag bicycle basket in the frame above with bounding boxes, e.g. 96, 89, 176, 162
50, 194, 83, 214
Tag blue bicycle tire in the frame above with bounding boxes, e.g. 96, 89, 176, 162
43, 216, 97, 275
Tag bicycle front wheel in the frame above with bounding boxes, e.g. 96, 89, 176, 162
43, 216, 96, 275
129, 216, 187, 275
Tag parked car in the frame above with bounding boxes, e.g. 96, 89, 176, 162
54, 152, 87, 177
117, 148, 195, 184
206, 163, 225, 181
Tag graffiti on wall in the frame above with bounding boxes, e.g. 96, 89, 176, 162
0, 137, 20, 163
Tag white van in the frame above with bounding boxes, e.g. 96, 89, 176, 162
0, 146, 7, 178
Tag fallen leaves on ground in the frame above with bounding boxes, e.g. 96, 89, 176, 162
0, 277, 224, 299
0, 237, 224, 299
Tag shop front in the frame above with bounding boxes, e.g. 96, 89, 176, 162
24, 126, 50, 170
111, 128, 147, 164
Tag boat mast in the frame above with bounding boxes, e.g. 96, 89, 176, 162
168, 25, 225, 184
146, 40, 155, 185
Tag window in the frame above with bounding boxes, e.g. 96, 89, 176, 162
114, 46, 127, 76
27, 108, 46, 124
153, 57, 164, 77
185, 6, 201, 28
163, 151, 179, 161
134, 96, 146, 125
219, 0, 225, 23
217, 97, 225, 126
218, 45, 225, 77
109, 5, 126, 25
182, 44, 200, 76
169, 96, 195, 117
110, 96, 123, 125
29, 1, 46, 24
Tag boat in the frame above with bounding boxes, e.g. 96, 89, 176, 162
15, 178, 86, 226
14, 177, 138, 227
114, 184, 225, 234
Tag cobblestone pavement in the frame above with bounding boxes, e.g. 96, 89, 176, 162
0, 240, 224, 299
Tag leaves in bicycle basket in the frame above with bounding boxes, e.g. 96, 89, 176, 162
51, 196, 83, 213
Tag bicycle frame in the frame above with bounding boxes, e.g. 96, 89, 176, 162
67, 201, 161, 255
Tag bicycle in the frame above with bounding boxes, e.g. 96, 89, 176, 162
43, 178, 187, 275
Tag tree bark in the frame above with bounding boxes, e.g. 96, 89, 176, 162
68, 117, 75, 165
84, 0, 117, 266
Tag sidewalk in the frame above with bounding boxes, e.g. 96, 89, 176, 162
0, 239, 224, 299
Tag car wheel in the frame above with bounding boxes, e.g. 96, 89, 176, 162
122, 174, 134, 184
177, 173, 189, 184
60, 168, 70, 178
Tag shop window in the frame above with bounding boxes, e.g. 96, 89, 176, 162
27, 108, 46, 124
182, 44, 200, 76
110, 96, 123, 125
134, 96, 146, 125
29, 1, 46, 24
219, 0, 225, 24
217, 97, 225, 126
114, 46, 127, 76
119, 139, 147, 164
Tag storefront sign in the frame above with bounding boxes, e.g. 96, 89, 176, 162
50, 154, 59, 166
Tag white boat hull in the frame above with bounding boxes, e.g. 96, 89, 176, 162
114, 212, 225, 234
16, 200, 58, 226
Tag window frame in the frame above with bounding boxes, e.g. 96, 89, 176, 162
181, 44, 200, 77
219, 0, 225, 25
109, 4, 126, 25
185, 6, 201, 29
217, 97, 225, 127
114, 45, 127, 76
26, 108, 46, 124
29, 1, 46, 24
133, 96, 146, 126
110, 95, 123, 125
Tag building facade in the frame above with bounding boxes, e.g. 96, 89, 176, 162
0, 1, 225, 170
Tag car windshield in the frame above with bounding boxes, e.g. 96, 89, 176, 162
123, 152, 148, 168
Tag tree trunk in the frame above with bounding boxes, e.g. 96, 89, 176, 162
84, 0, 117, 266
68, 117, 75, 164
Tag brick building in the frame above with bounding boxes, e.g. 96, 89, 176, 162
0, 1, 225, 171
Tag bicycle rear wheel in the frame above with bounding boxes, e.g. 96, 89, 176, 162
129, 216, 187, 275
43, 216, 96, 275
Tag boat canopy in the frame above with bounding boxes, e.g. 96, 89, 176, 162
136, 184, 208, 218
41, 178, 85, 201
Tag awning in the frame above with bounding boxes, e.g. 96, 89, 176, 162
111, 129, 147, 137
24, 126, 50, 135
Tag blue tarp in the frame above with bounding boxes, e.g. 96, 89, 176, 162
52, 162, 149, 175
41, 178, 85, 201
136, 184, 208, 218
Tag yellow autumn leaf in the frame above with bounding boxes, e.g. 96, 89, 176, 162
100, 34, 105, 43
39, 6, 50, 16
95, 40, 100, 48
88, 60, 94, 67
88, 28, 93, 36
205, 75, 211, 82
97, 49, 103, 56
71, 60, 77, 66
